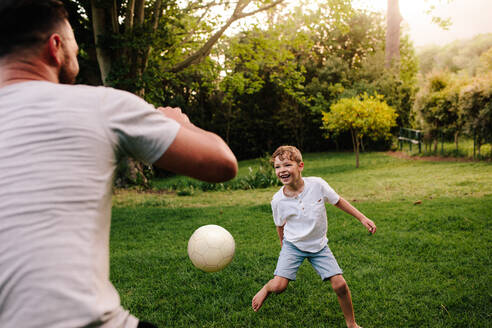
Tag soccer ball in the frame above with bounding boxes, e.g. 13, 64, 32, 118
187, 225, 235, 272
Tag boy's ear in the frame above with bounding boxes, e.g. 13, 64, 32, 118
298, 162, 304, 171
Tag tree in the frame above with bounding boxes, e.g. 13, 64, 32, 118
212, 2, 414, 158
460, 74, 492, 157
385, 0, 452, 68
385, 0, 402, 68
412, 71, 461, 152
86, 0, 286, 88
169, 0, 285, 73
322, 93, 398, 167
214, 23, 312, 157
417, 34, 492, 76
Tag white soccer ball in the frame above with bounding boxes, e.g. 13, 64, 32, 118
187, 224, 235, 272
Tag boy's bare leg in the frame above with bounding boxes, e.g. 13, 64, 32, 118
252, 276, 289, 312
330, 275, 360, 328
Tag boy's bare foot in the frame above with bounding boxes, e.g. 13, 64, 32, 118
251, 287, 269, 312
346, 324, 362, 328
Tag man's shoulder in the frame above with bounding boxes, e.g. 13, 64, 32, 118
67, 84, 130, 97
5, 82, 142, 102
20, 82, 106, 99
43, 82, 136, 98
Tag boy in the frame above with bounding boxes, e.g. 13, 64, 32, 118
251, 146, 376, 328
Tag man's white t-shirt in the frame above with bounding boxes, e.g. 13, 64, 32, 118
271, 177, 340, 253
0, 81, 180, 328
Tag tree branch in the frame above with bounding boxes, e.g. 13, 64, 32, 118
168, 2, 214, 53
236, 0, 284, 20
168, 0, 285, 73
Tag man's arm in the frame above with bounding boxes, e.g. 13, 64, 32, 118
276, 225, 285, 247
154, 107, 238, 183
334, 197, 377, 234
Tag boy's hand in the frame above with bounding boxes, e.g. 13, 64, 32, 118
362, 218, 377, 235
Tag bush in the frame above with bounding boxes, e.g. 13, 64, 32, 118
151, 156, 281, 194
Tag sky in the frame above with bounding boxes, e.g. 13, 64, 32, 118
223, 0, 492, 47
350, 0, 492, 47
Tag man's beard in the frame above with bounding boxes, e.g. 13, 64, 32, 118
59, 63, 76, 85
58, 50, 78, 85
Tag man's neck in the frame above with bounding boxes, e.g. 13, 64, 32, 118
0, 57, 58, 88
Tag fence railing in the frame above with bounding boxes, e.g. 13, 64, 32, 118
398, 127, 491, 159
398, 128, 422, 153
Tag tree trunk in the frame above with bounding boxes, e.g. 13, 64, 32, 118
385, 0, 402, 68
138, 0, 164, 97
351, 129, 360, 168
131, 0, 146, 96
355, 137, 360, 168
91, 0, 113, 85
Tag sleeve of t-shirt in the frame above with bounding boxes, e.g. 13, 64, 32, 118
271, 198, 285, 227
99, 87, 180, 164
319, 178, 340, 205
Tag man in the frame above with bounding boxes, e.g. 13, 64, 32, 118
0, 1, 237, 327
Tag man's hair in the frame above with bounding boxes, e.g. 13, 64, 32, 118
271, 145, 303, 165
0, 0, 68, 58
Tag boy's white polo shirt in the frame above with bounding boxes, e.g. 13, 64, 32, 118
271, 177, 340, 253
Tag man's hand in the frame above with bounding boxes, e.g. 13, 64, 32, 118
157, 106, 190, 124
154, 106, 238, 183
362, 217, 377, 235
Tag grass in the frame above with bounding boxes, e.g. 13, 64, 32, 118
111, 152, 492, 327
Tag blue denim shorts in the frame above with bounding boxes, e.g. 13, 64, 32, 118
274, 240, 343, 281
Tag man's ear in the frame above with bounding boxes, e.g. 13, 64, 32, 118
47, 34, 63, 66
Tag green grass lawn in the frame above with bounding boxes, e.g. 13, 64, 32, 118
111, 152, 492, 327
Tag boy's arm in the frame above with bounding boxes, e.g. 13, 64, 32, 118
334, 197, 376, 234
276, 225, 285, 247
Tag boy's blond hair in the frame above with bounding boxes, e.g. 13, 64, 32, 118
271, 145, 303, 164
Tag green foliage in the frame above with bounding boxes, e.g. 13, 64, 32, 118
69, 0, 418, 162
211, 4, 417, 158
459, 73, 492, 154
413, 71, 463, 145
351, 45, 417, 127
322, 93, 398, 167
417, 33, 492, 76
413, 69, 492, 154
151, 155, 281, 193
477, 47, 492, 74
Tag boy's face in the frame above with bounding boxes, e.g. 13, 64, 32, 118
273, 156, 304, 186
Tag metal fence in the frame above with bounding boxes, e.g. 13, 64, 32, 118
398, 128, 491, 160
